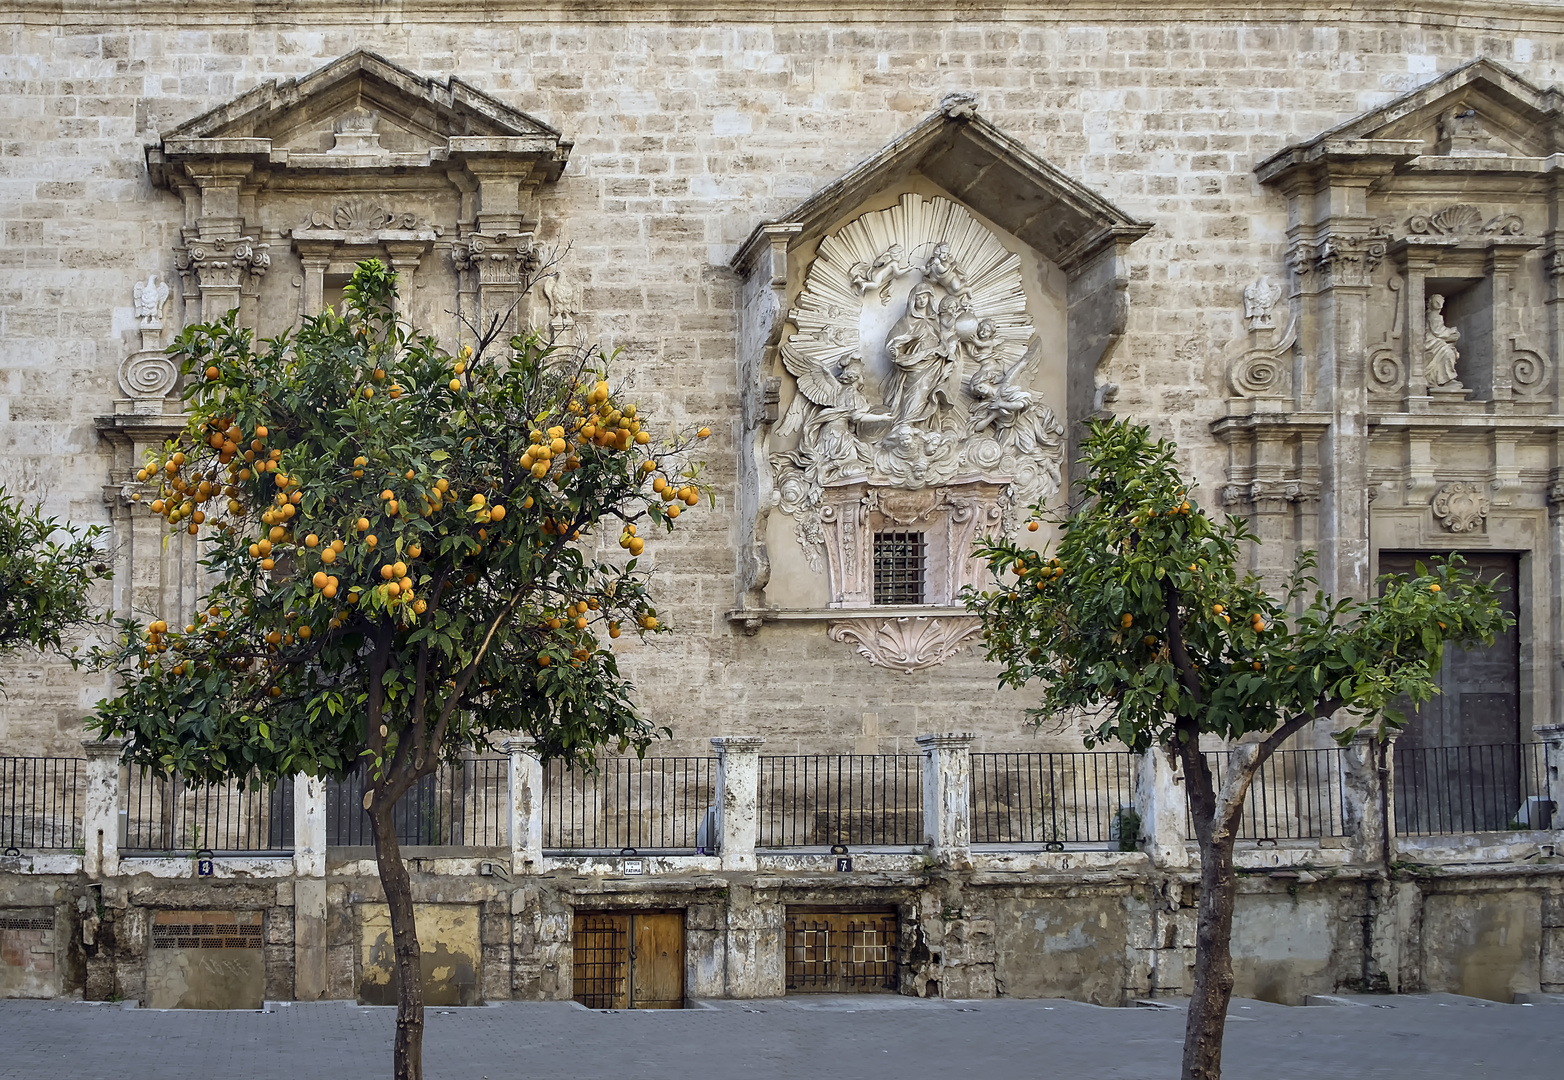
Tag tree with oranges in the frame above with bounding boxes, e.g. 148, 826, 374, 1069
0, 488, 111, 689
89, 261, 707, 1080
967, 419, 1507, 1080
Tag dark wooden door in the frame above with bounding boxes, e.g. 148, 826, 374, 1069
1379, 552, 1522, 832
784, 908, 899, 993
572, 910, 684, 1009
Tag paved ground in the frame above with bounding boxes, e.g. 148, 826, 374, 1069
1, 993, 1560, 1079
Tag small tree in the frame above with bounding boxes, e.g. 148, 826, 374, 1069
967, 419, 1507, 1080
90, 261, 708, 1080
0, 488, 111, 691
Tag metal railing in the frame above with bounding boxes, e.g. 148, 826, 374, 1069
0, 757, 84, 851
123, 771, 294, 854
970, 752, 1137, 845
1394, 742, 1552, 836
543, 757, 714, 853
326, 758, 508, 847
758, 755, 923, 848
1186, 748, 1347, 841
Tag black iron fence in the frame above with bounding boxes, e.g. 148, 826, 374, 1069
543, 757, 714, 853
0, 757, 84, 851
970, 752, 1137, 846
1186, 748, 1347, 841
326, 758, 508, 847
1394, 742, 1552, 836
123, 771, 294, 854
758, 755, 923, 848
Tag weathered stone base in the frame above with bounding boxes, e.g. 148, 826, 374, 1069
5, 855, 1561, 1008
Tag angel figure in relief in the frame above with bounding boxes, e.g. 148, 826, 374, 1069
775, 348, 891, 486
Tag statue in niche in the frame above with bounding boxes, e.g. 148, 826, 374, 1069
1424, 294, 1462, 388
769, 192, 1068, 564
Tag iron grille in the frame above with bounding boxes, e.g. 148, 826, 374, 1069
873, 531, 926, 605
785, 910, 899, 992
572, 916, 628, 1008
1393, 742, 1550, 836
0, 757, 84, 851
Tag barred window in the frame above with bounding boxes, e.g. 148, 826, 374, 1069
873, 531, 926, 605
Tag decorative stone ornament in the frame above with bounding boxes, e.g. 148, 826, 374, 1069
770, 192, 1064, 569
1241, 275, 1283, 331
826, 615, 983, 674
118, 273, 179, 406
1431, 481, 1490, 533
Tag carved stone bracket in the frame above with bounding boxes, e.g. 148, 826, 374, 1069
451, 231, 540, 282
1431, 481, 1490, 533
173, 235, 271, 294
826, 615, 982, 674
1229, 317, 1297, 398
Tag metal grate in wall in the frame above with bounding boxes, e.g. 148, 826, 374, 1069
784, 909, 899, 993
873, 531, 926, 605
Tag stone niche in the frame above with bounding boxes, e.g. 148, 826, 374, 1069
730, 98, 1149, 670
98, 51, 573, 648
1220, 59, 1564, 609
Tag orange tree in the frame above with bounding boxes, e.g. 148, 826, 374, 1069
966, 419, 1507, 1080
0, 489, 111, 690
88, 261, 708, 1080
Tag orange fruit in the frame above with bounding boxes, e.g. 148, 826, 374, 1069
320, 549, 336, 565
1027, 521, 1039, 532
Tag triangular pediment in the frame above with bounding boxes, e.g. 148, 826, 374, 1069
152, 50, 568, 178
736, 99, 1149, 277
1258, 59, 1564, 183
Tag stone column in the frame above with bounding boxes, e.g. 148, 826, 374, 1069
505, 736, 545, 873
916, 733, 973, 868
1536, 725, 1564, 826
1341, 731, 1394, 865
1134, 746, 1189, 869
80, 740, 123, 879
712, 737, 764, 871
292, 775, 327, 1001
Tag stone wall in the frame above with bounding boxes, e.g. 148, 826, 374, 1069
5, 857, 1562, 1007
7, 3, 1564, 756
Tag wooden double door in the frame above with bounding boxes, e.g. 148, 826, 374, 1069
572, 910, 684, 1009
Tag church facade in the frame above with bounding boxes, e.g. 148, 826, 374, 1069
3, 2, 1564, 1009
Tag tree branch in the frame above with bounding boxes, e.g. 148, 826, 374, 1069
1163, 583, 1203, 704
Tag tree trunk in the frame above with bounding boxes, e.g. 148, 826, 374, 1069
371, 802, 424, 1080
1182, 824, 1239, 1080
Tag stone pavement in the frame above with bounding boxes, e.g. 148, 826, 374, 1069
0, 993, 1560, 1080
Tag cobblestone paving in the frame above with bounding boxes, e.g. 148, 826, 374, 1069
1, 994, 1559, 1079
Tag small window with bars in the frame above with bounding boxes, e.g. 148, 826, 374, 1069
873, 531, 926, 605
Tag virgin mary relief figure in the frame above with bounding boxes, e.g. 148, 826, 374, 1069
1424, 294, 1462, 388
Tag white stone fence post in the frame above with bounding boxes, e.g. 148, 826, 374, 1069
1133, 746, 1189, 869
917, 733, 974, 868
1535, 725, 1564, 831
80, 740, 123, 879
505, 736, 545, 873
712, 737, 764, 870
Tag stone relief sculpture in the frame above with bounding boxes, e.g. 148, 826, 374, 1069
1241, 275, 1282, 331
1424, 294, 1462, 388
770, 193, 1064, 565
1431, 481, 1489, 533
120, 273, 178, 403
132, 274, 170, 329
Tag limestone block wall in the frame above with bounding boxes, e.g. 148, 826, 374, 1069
6, 861, 1564, 1007
6, 4, 1564, 755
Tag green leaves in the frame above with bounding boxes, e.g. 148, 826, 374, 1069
965, 418, 1510, 753
0, 489, 112, 690
91, 260, 703, 788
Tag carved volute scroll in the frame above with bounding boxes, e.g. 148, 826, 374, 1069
769, 193, 1065, 587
